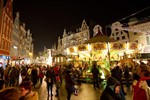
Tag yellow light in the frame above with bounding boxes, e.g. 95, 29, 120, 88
29, 52, 33, 57
67, 48, 70, 54
74, 46, 77, 52
87, 44, 92, 51
126, 42, 129, 50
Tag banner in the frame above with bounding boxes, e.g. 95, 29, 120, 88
110, 42, 125, 50
77, 45, 87, 51
129, 42, 138, 50
92, 43, 106, 50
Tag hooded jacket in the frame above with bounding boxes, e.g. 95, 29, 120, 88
100, 77, 124, 100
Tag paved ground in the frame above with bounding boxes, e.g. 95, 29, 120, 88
33, 79, 133, 100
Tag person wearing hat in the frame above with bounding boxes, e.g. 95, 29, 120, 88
100, 76, 125, 100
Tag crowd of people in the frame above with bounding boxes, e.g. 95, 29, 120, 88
0, 60, 150, 100
100, 61, 150, 100
0, 63, 81, 100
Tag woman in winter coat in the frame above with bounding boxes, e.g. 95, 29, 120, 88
100, 76, 125, 100
132, 65, 150, 100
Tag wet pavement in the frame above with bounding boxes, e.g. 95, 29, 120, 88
33, 79, 133, 100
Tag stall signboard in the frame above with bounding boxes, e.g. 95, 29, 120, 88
77, 45, 88, 52
69, 47, 74, 53
110, 42, 126, 50
92, 43, 106, 51
129, 42, 138, 50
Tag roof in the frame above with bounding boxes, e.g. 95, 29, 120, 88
85, 35, 116, 44
53, 54, 67, 58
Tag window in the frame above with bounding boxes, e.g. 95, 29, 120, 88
134, 32, 137, 35
122, 36, 125, 39
116, 32, 119, 35
112, 33, 114, 36
121, 31, 123, 34
146, 36, 150, 45
117, 37, 120, 40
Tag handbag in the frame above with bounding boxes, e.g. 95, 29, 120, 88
44, 77, 51, 83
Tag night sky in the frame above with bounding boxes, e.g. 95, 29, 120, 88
13, 0, 150, 57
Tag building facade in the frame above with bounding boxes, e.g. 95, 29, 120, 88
110, 21, 129, 42
18, 23, 33, 65
110, 17, 150, 54
59, 20, 90, 55
10, 12, 34, 65
0, 0, 13, 67
10, 12, 20, 60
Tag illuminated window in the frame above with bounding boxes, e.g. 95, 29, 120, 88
146, 36, 150, 45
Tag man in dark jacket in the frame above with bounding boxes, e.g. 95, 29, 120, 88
91, 63, 100, 88
45, 67, 55, 97
100, 76, 125, 100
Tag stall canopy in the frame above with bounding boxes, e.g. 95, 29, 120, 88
53, 54, 67, 58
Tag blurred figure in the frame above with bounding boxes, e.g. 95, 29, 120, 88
111, 66, 126, 95
19, 81, 38, 100
31, 67, 38, 88
65, 70, 75, 100
39, 66, 44, 84
132, 65, 150, 100
45, 67, 55, 96
0, 66, 4, 79
0, 87, 20, 100
21, 72, 30, 83
0, 79, 5, 90
55, 73, 61, 96
123, 66, 130, 88
91, 63, 100, 88
100, 76, 125, 100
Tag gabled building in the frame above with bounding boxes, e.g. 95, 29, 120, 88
0, 0, 13, 67
10, 12, 20, 60
60, 20, 90, 55
110, 21, 129, 42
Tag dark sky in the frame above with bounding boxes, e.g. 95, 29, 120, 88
13, 0, 150, 57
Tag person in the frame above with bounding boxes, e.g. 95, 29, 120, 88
0, 79, 5, 90
111, 65, 126, 95
132, 65, 150, 100
0, 87, 20, 100
39, 66, 44, 84
31, 67, 38, 88
123, 66, 130, 88
45, 67, 55, 96
21, 72, 29, 82
65, 70, 75, 100
19, 81, 38, 100
100, 76, 125, 100
55, 73, 61, 96
91, 62, 100, 88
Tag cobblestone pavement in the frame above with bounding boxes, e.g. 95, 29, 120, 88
33, 80, 133, 100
